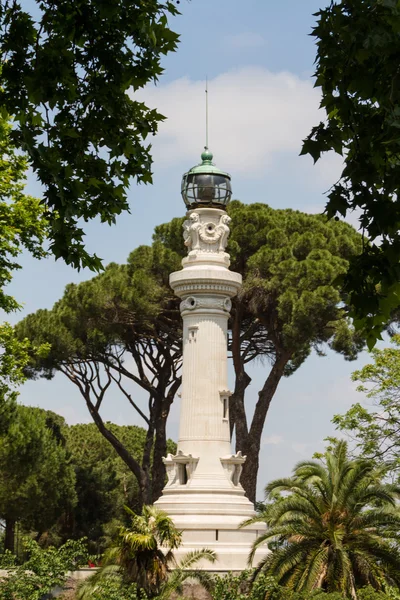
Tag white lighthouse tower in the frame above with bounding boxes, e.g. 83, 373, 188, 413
155, 147, 262, 571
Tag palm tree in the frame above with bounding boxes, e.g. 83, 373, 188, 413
105, 504, 181, 596
243, 441, 400, 598
78, 505, 216, 599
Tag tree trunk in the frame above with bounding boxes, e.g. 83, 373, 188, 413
235, 354, 289, 504
85, 396, 152, 506
152, 409, 168, 502
142, 404, 155, 501
230, 370, 251, 441
4, 518, 15, 553
152, 395, 175, 502
230, 303, 251, 439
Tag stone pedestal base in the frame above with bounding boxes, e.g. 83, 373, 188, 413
155, 488, 266, 571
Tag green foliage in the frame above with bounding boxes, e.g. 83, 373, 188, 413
211, 571, 252, 600
302, 0, 400, 345
104, 505, 181, 596
78, 569, 399, 600
156, 548, 216, 600
0, 409, 176, 552
0, 324, 47, 387
0, 537, 88, 600
0, 111, 48, 442
63, 422, 175, 551
245, 441, 400, 597
359, 588, 400, 600
79, 546, 215, 600
0, 114, 47, 313
0, 404, 76, 551
333, 334, 400, 475
0, 322, 50, 391
247, 576, 343, 600
16, 242, 182, 505
0, 324, 34, 435
17, 243, 181, 378
0, 0, 179, 270
210, 573, 399, 600
79, 505, 215, 599
0, 550, 16, 569
67, 422, 145, 547
78, 573, 147, 600
228, 201, 364, 363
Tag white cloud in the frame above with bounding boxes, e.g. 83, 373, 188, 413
133, 67, 322, 177
262, 434, 284, 446
224, 32, 266, 49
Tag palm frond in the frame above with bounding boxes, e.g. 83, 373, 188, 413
177, 548, 216, 570
253, 441, 400, 593
77, 565, 122, 600
157, 549, 216, 600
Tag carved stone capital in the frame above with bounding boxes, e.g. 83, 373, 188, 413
183, 211, 231, 255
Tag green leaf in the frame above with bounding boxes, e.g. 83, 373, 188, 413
300, 138, 323, 163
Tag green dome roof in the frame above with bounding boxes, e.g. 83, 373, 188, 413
186, 147, 231, 178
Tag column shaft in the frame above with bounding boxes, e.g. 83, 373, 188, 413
178, 309, 230, 450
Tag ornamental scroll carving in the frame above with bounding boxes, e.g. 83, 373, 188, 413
180, 296, 232, 313
183, 213, 231, 253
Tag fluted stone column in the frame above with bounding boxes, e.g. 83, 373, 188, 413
155, 207, 264, 571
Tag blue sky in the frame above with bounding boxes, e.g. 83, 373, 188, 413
7, 0, 378, 499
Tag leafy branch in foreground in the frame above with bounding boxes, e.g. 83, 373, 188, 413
0, 0, 179, 270
0, 110, 48, 441
0, 113, 47, 313
302, 0, 400, 345
334, 333, 400, 475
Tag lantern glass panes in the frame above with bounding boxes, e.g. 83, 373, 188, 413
181, 171, 232, 209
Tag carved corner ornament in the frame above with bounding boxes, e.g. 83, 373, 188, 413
220, 451, 246, 487
183, 213, 231, 253
163, 451, 199, 487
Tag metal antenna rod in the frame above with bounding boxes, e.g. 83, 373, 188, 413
205, 76, 209, 149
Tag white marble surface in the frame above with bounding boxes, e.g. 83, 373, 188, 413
155, 207, 265, 571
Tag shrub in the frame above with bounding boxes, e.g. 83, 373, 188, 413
0, 537, 88, 600
211, 573, 399, 600
79, 573, 147, 600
